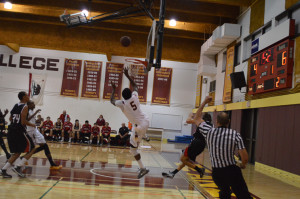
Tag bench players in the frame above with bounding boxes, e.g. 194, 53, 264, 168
110, 67, 149, 179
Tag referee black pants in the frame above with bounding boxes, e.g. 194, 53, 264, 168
212, 165, 253, 199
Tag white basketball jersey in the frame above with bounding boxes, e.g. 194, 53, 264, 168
27, 109, 36, 131
115, 91, 148, 125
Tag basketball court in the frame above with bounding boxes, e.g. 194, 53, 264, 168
1, 140, 300, 198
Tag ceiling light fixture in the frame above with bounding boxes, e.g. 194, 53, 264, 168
81, 9, 89, 17
4, 2, 12, 9
169, 19, 176, 27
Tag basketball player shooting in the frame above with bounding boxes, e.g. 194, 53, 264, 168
110, 67, 150, 179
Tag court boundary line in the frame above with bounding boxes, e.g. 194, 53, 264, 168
39, 177, 62, 199
80, 149, 93, 161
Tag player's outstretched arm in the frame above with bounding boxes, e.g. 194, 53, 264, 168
187, 96, 212, 126
124, 67, 138, 92
110, 82, 117, 106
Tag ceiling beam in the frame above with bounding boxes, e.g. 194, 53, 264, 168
0, 11, 209, 41
192, 0, 254, 7
10, 0, 240, 19
0, 3, 216, 34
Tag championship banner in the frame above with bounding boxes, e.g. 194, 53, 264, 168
223, 46, 235, 103
81, 61, 102, 99
152, 67, 172, 105
195, 75, 202, 108
103, 62, 124, 100
29, 73, 46, 106
60, 59, 82, 97
129, 65, 148, 103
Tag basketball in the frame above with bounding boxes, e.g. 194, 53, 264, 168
120, 36, 131, 47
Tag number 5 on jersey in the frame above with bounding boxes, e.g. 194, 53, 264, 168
130, 101, 137, 111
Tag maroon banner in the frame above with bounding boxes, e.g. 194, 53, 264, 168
152, 67, 172, 105
103, 62, 124, 100
60, 59, 82, 97
129, 65, 148, 103
81, 61, 102, 99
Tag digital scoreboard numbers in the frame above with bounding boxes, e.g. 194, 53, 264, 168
248, 39, 294, 95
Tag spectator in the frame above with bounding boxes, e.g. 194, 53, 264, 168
90, 123, 100, 145
96, 114, 105, 130
36, 114, 44, 132
115, 123, 130, 146
72, 119, 81, 143
59, 110, 70, 124
0, 109, 10, 159
80, 120, 91, 143
51, 118, 62, 141
199, 97, 252, 199
62, 117, 73, 142
101, 122, 111, 146
42, 116, 53, 139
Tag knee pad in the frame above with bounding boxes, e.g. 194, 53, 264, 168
129, 147, 139, 156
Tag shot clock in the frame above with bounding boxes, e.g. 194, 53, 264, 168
248, 39, 294, 95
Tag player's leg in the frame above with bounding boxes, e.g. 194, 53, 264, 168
61, 130, 64, 142
107, 135, 111, 146
97, 134, 100, 145
0, 132, 11, 159
68, 130, 72, 142
89, 134, 93, 144
129, 127, 149, 179
1, 152, 21, 178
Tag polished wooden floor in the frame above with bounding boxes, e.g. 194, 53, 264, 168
0, 140, 300, 199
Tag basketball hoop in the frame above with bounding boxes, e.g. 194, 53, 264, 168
125, 58, 149, 77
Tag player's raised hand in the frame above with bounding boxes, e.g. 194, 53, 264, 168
36, 109, 41, 113
204, 96, 213, 104
4, 109, 8, 114
123, 66, 130, 77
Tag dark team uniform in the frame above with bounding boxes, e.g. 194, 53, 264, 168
184, 121, 213, 162
7, 103, 34, 153
53, 122, 62, 136
0, 116, 5, 132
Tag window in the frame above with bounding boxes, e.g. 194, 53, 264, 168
209, 80, 216, 92
222, 51, 227, 72
234, 43, 241, 66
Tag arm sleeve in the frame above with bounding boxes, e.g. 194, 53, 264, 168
132, 91, 138, 98
199, 122, 213, 138
115, 100, 124, 109
235, 132, 246, 150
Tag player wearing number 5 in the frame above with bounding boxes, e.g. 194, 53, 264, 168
110, 67, 150, 179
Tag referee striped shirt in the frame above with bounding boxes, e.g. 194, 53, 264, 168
199, 122, 245, 168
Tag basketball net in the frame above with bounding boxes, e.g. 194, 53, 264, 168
125, 58, 148, 77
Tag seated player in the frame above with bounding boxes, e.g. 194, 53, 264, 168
115, 123, 130, 146
41, 116, 53, 140
80, 120, 91, 143
51, 118, 63, 141
62, 117, 73, 142
72, 119, 81, 143
59, 110, 70, 124
100, 122, 111, 146
162, 98, 213, 179
90, 123, 100, 145
36, 114, 44, 132
0, 109, 11, 159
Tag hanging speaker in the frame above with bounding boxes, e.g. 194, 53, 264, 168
230, 71, 246, 90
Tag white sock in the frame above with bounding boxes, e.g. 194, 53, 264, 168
16, 157, 28, 167
137, 159, 145, 169
2, 162, 11, 170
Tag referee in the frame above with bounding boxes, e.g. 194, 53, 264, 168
196, 96, 252, 199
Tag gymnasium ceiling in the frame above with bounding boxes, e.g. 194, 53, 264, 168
0, 0, 255, 62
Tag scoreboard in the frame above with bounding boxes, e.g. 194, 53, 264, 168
248, 39, 294, 95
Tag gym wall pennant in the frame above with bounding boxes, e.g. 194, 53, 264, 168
29, 73, 47, 106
